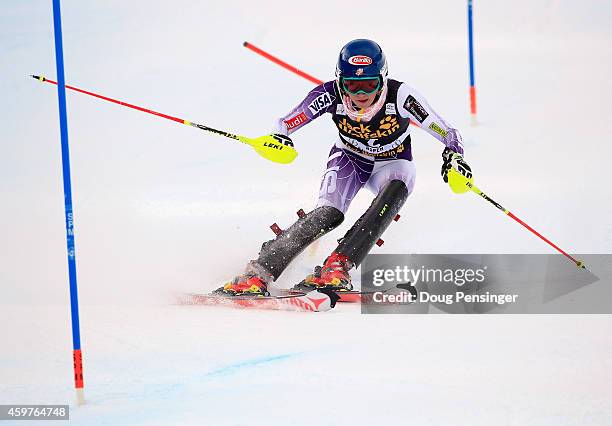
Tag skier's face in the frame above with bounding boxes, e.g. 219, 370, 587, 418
348, 91, 377, 109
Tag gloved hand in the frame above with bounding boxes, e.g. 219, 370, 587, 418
441, 147, 472, 183
271, 133, 294, 147
245, 133, 297, 164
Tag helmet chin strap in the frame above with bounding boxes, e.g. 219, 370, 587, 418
341, 82, 388, 123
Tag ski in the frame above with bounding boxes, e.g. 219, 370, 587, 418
281, 289, 381, 303
334, 290, 378, 303
281, 283, 415, 303
177, 289, 339, 312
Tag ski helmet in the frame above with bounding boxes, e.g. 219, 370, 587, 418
335, 39, 388, 95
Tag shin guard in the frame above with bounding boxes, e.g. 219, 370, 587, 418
335, 180, 408, 267
253, 206, 344, 281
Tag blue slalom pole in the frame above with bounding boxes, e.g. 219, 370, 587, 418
467, 0, 477, 124
51, 0, 85, 405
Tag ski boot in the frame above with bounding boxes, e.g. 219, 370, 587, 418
294, 252, 354, 293
214, 273, 270, 297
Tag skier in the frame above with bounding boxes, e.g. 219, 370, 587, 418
216, 39, 472, 296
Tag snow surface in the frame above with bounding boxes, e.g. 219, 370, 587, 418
1, 0, 612, 424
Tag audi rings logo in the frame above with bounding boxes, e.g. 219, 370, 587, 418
348, 55, 373, 65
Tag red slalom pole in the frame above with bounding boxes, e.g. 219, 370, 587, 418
243, 41, 421, 128
243, 41, 323, 85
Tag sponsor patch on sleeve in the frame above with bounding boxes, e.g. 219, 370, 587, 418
284, 112, 308, 130
404, 95, 429, 123
308, 92, 335, 115
428, 122, 448, 138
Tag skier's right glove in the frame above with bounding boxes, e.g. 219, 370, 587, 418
271, 133, 294, 147
248, 134, 297, 164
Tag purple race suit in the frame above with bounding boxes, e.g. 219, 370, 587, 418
275, 79, 464, 213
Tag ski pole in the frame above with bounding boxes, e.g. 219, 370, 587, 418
447, 169, 586, 269
30, 75, 297, 164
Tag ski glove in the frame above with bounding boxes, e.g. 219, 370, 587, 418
271, 134, 294, 147
441, 147, 472, 183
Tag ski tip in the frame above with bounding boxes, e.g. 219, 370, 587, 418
243, 41, 248, 47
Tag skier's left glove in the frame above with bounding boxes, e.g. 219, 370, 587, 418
441, 147, 472, 183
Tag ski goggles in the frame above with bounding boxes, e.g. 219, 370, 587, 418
340, 77, 381, 95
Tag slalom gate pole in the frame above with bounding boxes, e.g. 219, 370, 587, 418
51, 0, 85, 405
243, 41, 323, 85
243, 41, 421, 128
31, 75, 297, 164
467, 0, 478, 124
